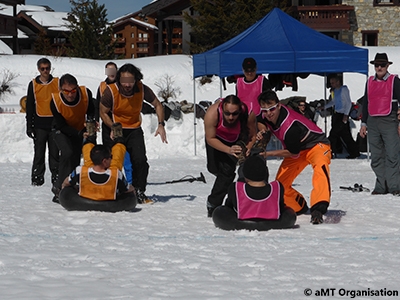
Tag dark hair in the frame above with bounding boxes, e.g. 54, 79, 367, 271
60, 73, 78, 87
105, 61, 118, 69
258, 90, 279, 106
222, 94, 250, 142
90, 145, 111, 165
37, 57, 51, 68
116, 63, 143, 83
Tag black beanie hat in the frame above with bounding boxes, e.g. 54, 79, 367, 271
243, 155, 268, 181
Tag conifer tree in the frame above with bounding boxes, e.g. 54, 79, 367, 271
34, 29, 52, 55
67, 0, 115, 59
184, 0, 289, 53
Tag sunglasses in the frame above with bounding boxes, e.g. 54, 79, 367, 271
40, 67, 50, 71
298, 104, 306, 107
61, 88, 77, 96
374, 63, 387, 68
223, 110, 240, 117
261, 103, 279, 113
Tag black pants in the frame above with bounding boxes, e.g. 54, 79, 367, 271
206, 142, 237, 208
328, 113, 360, 157
124, 127, 149, 192
31, 128, 59, 184
53, 131, 83, 189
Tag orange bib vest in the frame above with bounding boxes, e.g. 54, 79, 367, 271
109, 82, 144, 128
33, 77, 59, 117
79, 166, 119, 201
52, 86, 89, 131
99, 81, 108, 97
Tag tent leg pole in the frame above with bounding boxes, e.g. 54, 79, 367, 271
193, 77, 197, 156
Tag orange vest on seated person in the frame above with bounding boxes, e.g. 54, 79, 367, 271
109, 82, 144, 129
52, 86, 89, 131
79, 166, 119, 201
33, 77, 59, 117
236, 180, 281, 220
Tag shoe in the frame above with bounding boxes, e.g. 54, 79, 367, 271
310, 210, 324, 224
52, 186, 60, 196
86, 118, 97, 137
136, 189, 154, 204
207, 201, 217, 218
391, 190, 400, 196
235, 140, 247, 165
31, 176, 44, 186
52, 195, 60, 203
111, 122, 123, 139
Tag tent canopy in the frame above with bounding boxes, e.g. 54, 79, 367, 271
193, 8, 368, 78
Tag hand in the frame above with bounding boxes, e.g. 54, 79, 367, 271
155, 124, 168, 143
256, 129, 266, 141
342, 115, 348, 124
26, 128, 35, 139
359, 125, 367, 138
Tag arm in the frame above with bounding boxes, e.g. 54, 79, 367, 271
86, 89, 95, 120
359, 82, 369, 138
25, 81, 35, 139
144, 85, 167, 143
99, 87, 114, 128
341, 86, 352, 120
245, 111, 257, 152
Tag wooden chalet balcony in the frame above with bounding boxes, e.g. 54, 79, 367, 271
112, 37, 125, 44
114, 47, 126, 54
293, 5, 354, 30
137, 47, 148, 53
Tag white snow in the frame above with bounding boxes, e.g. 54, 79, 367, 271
0, 48, 399, 299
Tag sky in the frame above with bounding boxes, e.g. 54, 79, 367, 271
0, 48, 400, 298
25, 0, 154, 20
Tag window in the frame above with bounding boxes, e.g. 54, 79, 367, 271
143, 33, 148, 38
362, 30, 378, 46
131, 44, 135, 49
373, 0, 400, 6
131, 33, 135, 38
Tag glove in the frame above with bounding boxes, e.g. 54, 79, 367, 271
26, 127, 35, 139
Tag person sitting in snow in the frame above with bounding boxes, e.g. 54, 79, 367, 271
61, 124, 134, 202
212, 155, 296, 231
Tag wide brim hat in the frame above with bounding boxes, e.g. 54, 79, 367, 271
369, 53, 392, 65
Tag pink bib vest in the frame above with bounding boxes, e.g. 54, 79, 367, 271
237, 75, 264, 116
367, 74, 396, 116
236, 181, 281, 220
215, 101, 241, 143
264, 105, 323, 148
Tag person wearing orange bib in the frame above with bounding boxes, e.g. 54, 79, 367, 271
25, 58, 60, 187
50, 74, 95, 202
62, 143, 134, 201
100, 63, 167, 204
359, 53, 400, 196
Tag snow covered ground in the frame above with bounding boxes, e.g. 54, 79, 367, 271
0, 48, 400, 299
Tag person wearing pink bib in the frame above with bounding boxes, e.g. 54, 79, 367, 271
359, 53, 400, 196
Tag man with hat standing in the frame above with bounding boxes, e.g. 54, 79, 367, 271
359, 53, 400, 196
236, 57, 271, 116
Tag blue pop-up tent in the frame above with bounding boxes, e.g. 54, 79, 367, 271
193, 8, 368, 78
191, 8, 368, 155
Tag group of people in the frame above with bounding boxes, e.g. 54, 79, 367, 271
205, 53, 400, 227
26, 52, 400, 227
26, 58, 167, 206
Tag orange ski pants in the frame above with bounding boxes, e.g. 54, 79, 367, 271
275, 142, 331, 214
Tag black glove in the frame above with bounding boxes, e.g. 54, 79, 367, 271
26, 127, 35, 139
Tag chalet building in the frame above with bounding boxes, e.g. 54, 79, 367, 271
111, 13, 157, 59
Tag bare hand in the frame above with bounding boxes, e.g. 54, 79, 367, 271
155, 125, 168, 143
359, 125, 367, 138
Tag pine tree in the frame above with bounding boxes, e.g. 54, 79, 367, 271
67, 0, 115, 59
184, 0, 290, 54
34, 29, 53, 55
